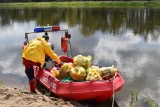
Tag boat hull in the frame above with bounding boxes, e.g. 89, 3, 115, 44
35, 67, 124, 102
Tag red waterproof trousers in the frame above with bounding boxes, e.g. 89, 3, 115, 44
22, 58, 41, 92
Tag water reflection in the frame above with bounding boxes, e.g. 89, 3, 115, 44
0, 7, 160, 106
1, 7, 160, 40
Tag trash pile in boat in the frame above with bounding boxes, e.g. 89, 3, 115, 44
51, 55, 118, 82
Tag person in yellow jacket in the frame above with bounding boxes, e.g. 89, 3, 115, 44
22, 34, 62, 93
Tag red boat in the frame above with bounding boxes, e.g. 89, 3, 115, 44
24, 26, 124, 102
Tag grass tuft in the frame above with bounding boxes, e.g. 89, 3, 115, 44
129, 90, 159, 107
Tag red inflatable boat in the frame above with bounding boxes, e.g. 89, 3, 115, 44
24, 26, 124, 102
34, 56, 124, 102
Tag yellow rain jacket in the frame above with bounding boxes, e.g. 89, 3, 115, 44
22, 37, 61, 68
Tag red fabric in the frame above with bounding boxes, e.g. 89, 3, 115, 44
36, 68, 43, 78
29, 79, 36, 92
23, 58, 41, 69
22, 58, 40, 92
61, 36, 68, 53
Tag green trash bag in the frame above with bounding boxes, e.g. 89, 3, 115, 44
61, 76, 74, 82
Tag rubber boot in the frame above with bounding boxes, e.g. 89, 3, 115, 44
29, 79, 37, 93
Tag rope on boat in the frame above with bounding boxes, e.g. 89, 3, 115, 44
112, 74, 116, 107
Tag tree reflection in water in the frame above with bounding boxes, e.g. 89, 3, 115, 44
0, 7, 160, 41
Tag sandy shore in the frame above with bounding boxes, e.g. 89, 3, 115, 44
0, 86, 83, 107
0, 85, 118, 107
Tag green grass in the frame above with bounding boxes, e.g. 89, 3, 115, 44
129, 90, 159, 107
0, 81, 3, 87
0, 1, 160, 8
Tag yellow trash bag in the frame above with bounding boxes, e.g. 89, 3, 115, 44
73, 55, 92, 69
70, 66, 87, 81
100, 65, 117, 80
51, 67, 59, 78
87, 66, 102, 76
59, 63, 73, 79
86, 66, 102, 81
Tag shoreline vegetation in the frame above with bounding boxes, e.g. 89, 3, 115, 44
0, 1, 160, 8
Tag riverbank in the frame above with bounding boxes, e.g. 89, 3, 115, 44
0, 86, 82, 107
0, 1, 160, 8
0, 85, 119, 107
1, 86, 159, 107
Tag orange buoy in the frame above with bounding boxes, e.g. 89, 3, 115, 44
61, 36, 68, 53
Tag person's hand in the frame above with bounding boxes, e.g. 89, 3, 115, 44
60, 62, 64, 66
55, 62, 64, 68
58, 62, 63, 68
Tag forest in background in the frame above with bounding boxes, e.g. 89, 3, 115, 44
0, 0, 157, 3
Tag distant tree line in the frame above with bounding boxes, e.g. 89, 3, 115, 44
0, 0, 155, 3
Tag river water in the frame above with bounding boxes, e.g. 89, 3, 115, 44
0, 7, 160, 106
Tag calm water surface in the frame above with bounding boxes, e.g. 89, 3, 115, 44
0, 7, 160, 106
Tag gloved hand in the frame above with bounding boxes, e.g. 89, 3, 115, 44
60, 62, 64, 66
55, 62, 64, 69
